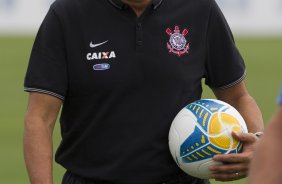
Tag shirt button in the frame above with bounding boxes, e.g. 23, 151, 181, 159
137, 22, 142, 28
137, 40, 143, 46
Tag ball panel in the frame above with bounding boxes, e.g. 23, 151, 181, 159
168, 123, 180, 167
198, 159, 222, 179
171, 109, 197, 143
180, 158, 212, 179
209, 112, 241, 150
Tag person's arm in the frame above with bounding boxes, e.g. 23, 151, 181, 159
24, 93, 62, 184
213, 81, 264, 133
248, 102, 282, 183
208, 81, 264, 181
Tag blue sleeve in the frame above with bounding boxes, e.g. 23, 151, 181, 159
277, 85, 282, 105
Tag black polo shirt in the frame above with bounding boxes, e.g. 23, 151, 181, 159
24, 0, 245, 183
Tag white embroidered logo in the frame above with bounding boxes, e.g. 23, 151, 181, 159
86, 51, 116, 60
89, 40, 108, 48
86, 40, 117, 60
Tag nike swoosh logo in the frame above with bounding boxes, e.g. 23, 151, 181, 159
90, 40, 108, 48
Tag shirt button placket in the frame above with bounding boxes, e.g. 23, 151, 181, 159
136, 22, 143, 51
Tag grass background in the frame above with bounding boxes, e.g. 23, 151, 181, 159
0, 36, 281, 184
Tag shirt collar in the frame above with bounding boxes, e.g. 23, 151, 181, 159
108, 0, 163, 10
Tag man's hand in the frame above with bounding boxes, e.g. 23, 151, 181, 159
209, 132, 258, 181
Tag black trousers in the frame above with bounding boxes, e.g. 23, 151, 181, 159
62, 171, 210, 184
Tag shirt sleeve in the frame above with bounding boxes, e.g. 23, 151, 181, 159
277, 85, 282, 105
204, 0, 246, 89
24, 5, 68, 100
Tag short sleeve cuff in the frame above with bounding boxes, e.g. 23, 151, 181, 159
24, 87, 65, 100
217, 70, 246, 90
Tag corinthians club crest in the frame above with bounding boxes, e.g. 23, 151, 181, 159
166, 26, 189, 57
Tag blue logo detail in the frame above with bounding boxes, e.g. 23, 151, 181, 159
93, 63, 110, 71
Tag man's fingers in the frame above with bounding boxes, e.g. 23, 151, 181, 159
232, 132, 257, 143
213, 153, 250, 163
210, 132, 257, 181
211, 171, 247, 181
209, 163, 248, 173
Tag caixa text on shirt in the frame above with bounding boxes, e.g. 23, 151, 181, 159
86, 51, 116, 60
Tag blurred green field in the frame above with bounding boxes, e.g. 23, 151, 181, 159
0, 36, 281, 184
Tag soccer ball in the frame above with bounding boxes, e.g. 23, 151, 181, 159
168, 99, 248, 179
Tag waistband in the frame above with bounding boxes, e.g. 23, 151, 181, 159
62, 171, 210, 184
